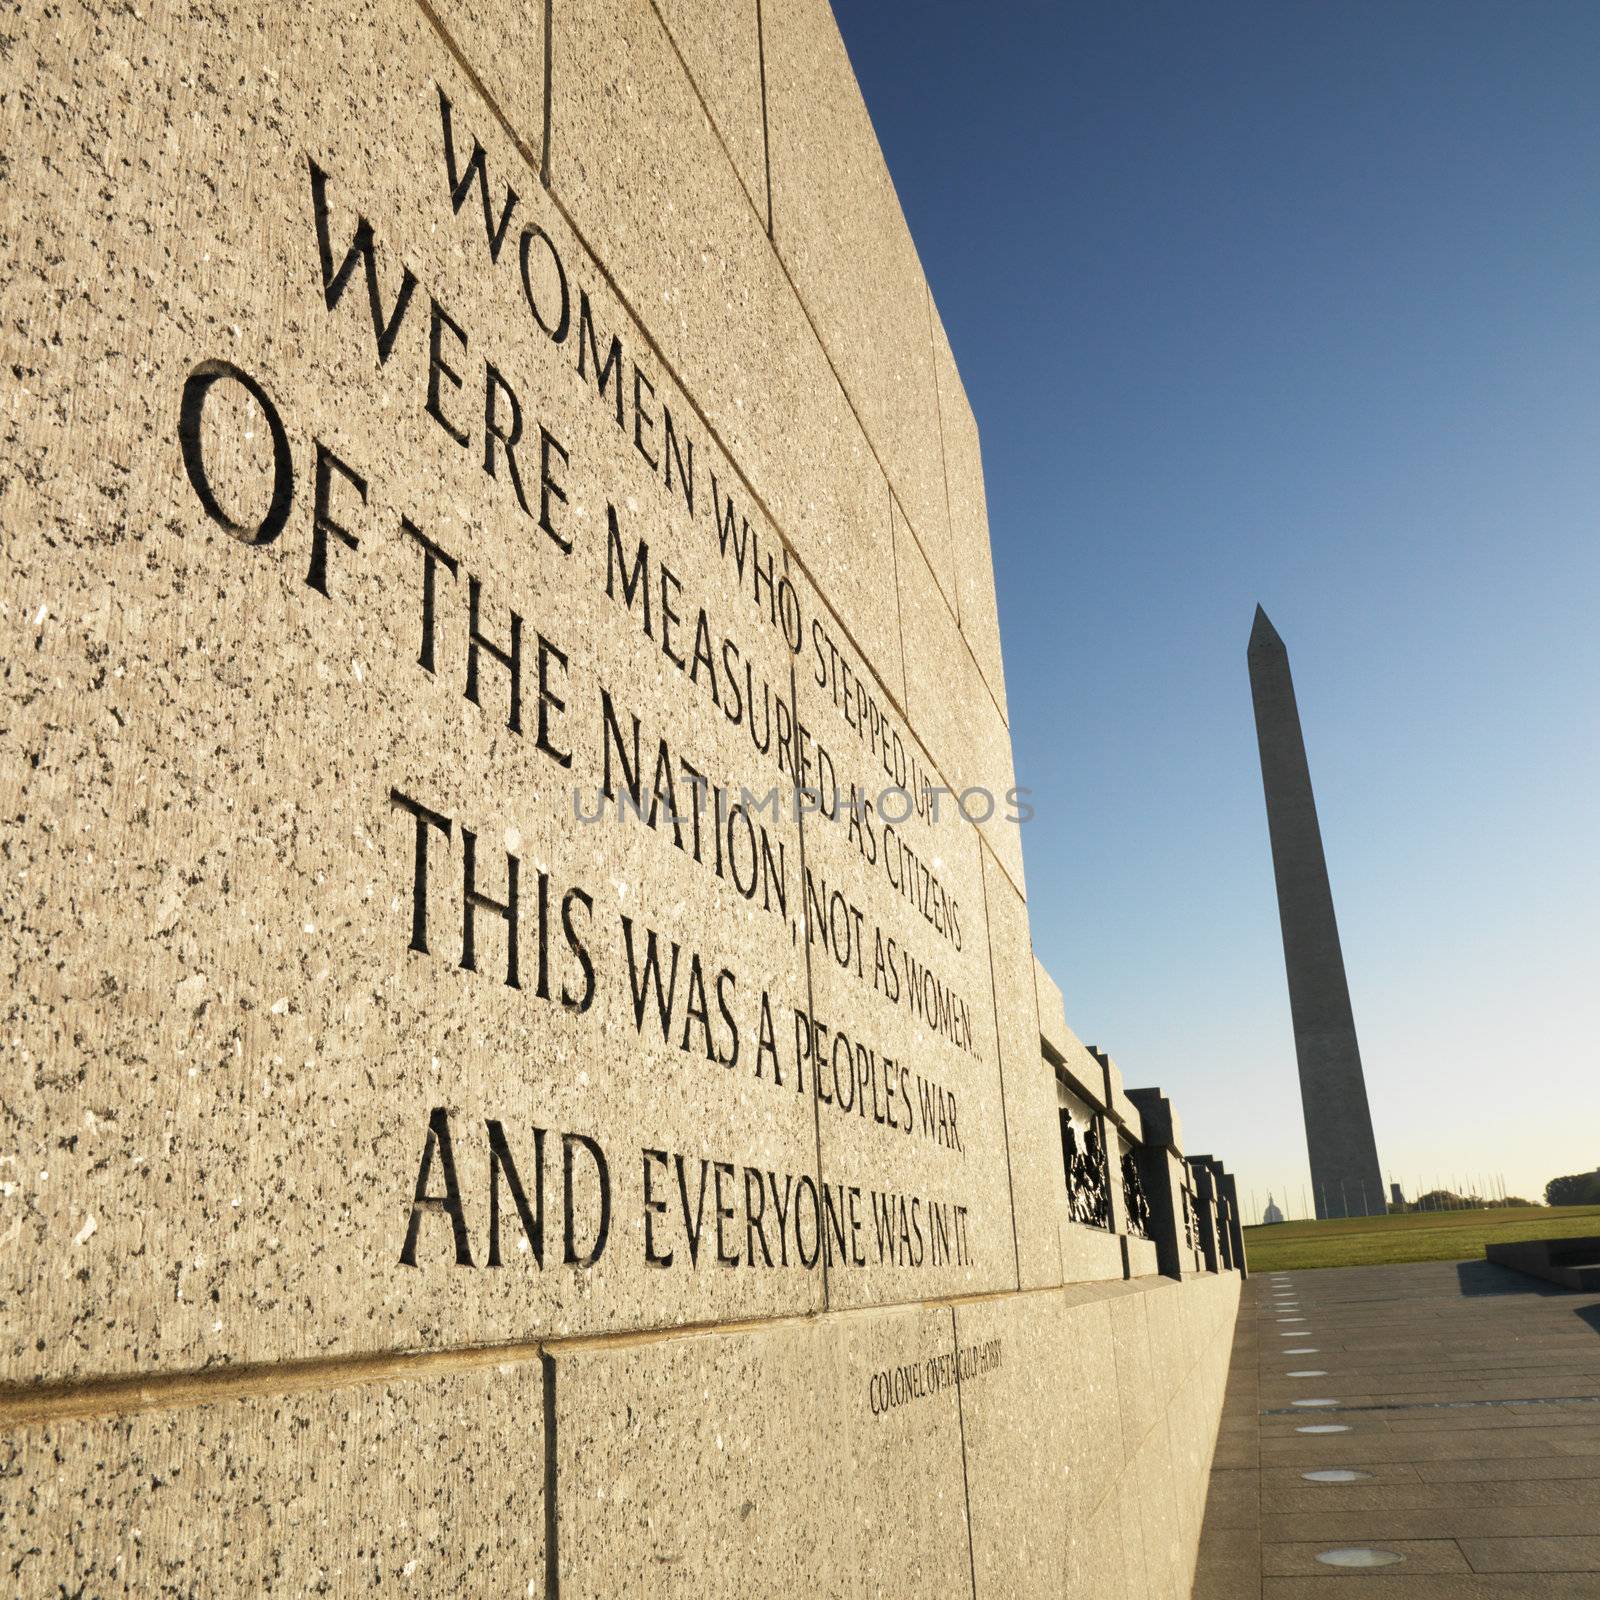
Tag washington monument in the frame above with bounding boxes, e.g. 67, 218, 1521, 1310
1248, 606, 1385, 1218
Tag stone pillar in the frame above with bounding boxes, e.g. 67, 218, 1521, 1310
1220, 1166, 1249, 1278
1044, 1031, 1127, 1283
1089, 1049, 1138, 1239
1206, 1164, 1236, 1270
1127, 1087, 1197, 1281
1192, 1155, 1247, 1277
1215, 1175, 1236, 1271
1189, 1158, 1222, 1274
1088, 1049, 1164, 1273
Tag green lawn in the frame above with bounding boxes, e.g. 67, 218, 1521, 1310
1242, 1204, 1600, 1272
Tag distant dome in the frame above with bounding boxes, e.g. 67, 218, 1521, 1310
1263, 1194, 1285, 1225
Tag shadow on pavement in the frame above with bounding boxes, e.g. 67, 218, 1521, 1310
1453, 1259, 1565, 1298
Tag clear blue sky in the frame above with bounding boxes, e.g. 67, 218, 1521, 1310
833, 0, 1600, 1217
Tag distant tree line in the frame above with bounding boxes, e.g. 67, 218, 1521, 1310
1378, 1171, 1600, 1212
1545, 1169, 1600, 1207
1387, 1189, 1537, 1213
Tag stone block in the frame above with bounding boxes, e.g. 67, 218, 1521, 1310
954, 1291, 1072, 1597
762, 0, 952, 590
788, 564, 1016, 1307
1114, 1479, 1151, 1598
1100, 1052, 1141, 1136
0, 1359, 544, 1593
1055, 1292, 1125, 1520
1109, 1083, 1141, 1134
930, 298, 1008, 720
1221, 1171, 1249, 1278
549, 0, 901, 683
925, 1277, 1239, 1600
1061, 1220, 1130, 1285
1067, 1494, 1129, 1600
894, 520, 1024, 891
1129, 1086, 1185, 1157
1189, 1161, 1222, 1273
1033, 956, 1070, 1063
1135, 1415, 1184, 1600
6, 0, 846, 1378
1141, 1279, 1187, 1406
1486, 1237, 1600, 1290
1106, 1125, 1134, 1239
1126, 1235, 1161, 1277
1108, 1287, 1158, 1460
1169, 1376, 1210, 1545
548, 1302, 972, 1597
1056, 1031, 1111, 1112
1126, 1114, 1190, 1282
653, 0, 768, 221
1030, 966, 1120, 1132
982, 842, 1071, 1289
428, 0, 547, 173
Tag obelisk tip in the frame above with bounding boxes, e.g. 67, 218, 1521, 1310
1249, 604, 1283, 652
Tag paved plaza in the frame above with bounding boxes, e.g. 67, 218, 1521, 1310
1195, 1259, 1600, 1595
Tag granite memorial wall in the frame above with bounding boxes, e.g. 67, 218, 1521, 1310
1, 0, 1242, 1592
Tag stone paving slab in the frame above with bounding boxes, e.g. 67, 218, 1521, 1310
1191, 1259, 1600, 1597
1259, 1425, 1600, 1462
1261, 1577, 1600, 1598
1259, 1412, 1600, 1439
1457, 1535, 1600, 1572
1263, 1539, 1472, 1576
1262, 1476, 1600, 1512
1262, 1505, 1600, 1541
1416, 1455, 1600, 1481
